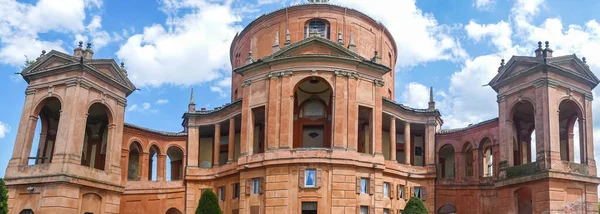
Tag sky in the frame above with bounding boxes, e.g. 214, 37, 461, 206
2, 0, 600, 180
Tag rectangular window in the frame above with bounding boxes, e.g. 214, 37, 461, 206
233, 183, 240, 199
252, 178, 260, 194
218, 186, 225, 201
414, 187, 422, 199
360, 206, 369, 214
301, 202, 318, 214
360, 178, 369, 194
305, 169, 316, 187
399, 185, 404, 199
383, 182, 390, 198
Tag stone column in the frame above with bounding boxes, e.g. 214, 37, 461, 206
213, 124, 221, 167
140, 152, 149, 181
333, 72, 348, 149
267, 75, 280, 151
187, 126, 199, 167
18, 116, 38, 166
473, 148, 480, 182
158, 154, 166, 181
228, 118, 235, 163
505, 120, 514, 167
240, 80, 252, 156
10, 89, 36, 167
279, 72, 293, 149
404, 122, 411, 165
390, 117, 396, 161
455, 152, 463, 181
347, 75, 358, 151
567, 133, 575, 162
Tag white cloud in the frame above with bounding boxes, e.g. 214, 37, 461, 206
437, 55, 500, 128
156, 99, 169, 105
401, 82, 429, 109
127, 102, 158, 113
0, 121, 10, 138
0, 0, 114, 67
332, 0, 467, 67
473, 0, 495, 11
465, 20, 513, 52
116, 0, 242, 87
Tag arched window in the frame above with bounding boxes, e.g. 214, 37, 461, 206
293, 77, 332, 149
305, 19, 330, 39
166, 208, 183, 214
480, 138, 493, 177
438, 144, 455, 179
81, 103, 110, 170
28, 97, 61, 165
127, 142, 142, 181
148, 145, 160, 181
510, 100, 535, 166
558, 100, 584, 163
438, 204, 457, 214
166, 146, 184, 181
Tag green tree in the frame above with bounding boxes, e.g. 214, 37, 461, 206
195, 189, 222, 214
0, 178, 8, 214
22, 55, 35, 70
403, 196, 428, 214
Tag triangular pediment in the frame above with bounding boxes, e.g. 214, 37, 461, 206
268, 36, 364, 61
489, 55, 600, 91
22, 50, 77, 75
21, 50, 136, 95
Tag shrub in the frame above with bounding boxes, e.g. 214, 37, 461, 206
195, 189, 222, 214
403, 196, 428, 214
0, 178, 8, 214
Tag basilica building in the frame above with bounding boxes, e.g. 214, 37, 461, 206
3, 0, 600, 213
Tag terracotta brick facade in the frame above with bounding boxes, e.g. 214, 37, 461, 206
3, 2, 600, 214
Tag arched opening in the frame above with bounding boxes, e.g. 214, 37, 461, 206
81, 103, 110, 170
463, 142, 474, 178
81, 193, 102, 214
166, 208, 182, 214
166, 146, 184, 181
480, 138, 493, 177
293, 77, 332, 149
304, 19, 330, 39
127, 142, 142, 181
558, 100, 584, 163
20, 209, 34, 214
515, 187, 533, 214
438, 144, 455, 179
148, 145, 159, 181
28, 97, 61, 165
510, 100, 535, 166
438, 204, 457, 214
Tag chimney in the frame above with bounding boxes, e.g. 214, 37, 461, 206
428, 87, 436, 110
188, 88, 196, 112
74, 41, 84, 57
84, 42, 94, 59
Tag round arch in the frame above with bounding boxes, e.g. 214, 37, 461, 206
462, 142, 475, 178
27, 96, 62, 165
166, 146, 184, 181
31, 95, 64, 117
438, 204, 457, 214
86, 100, 115, 125
166, 208, 182, 214
438, 144, 456, 179
558, 99, 585, 163
480, 137, 494, 177
293, 76, 333, 149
